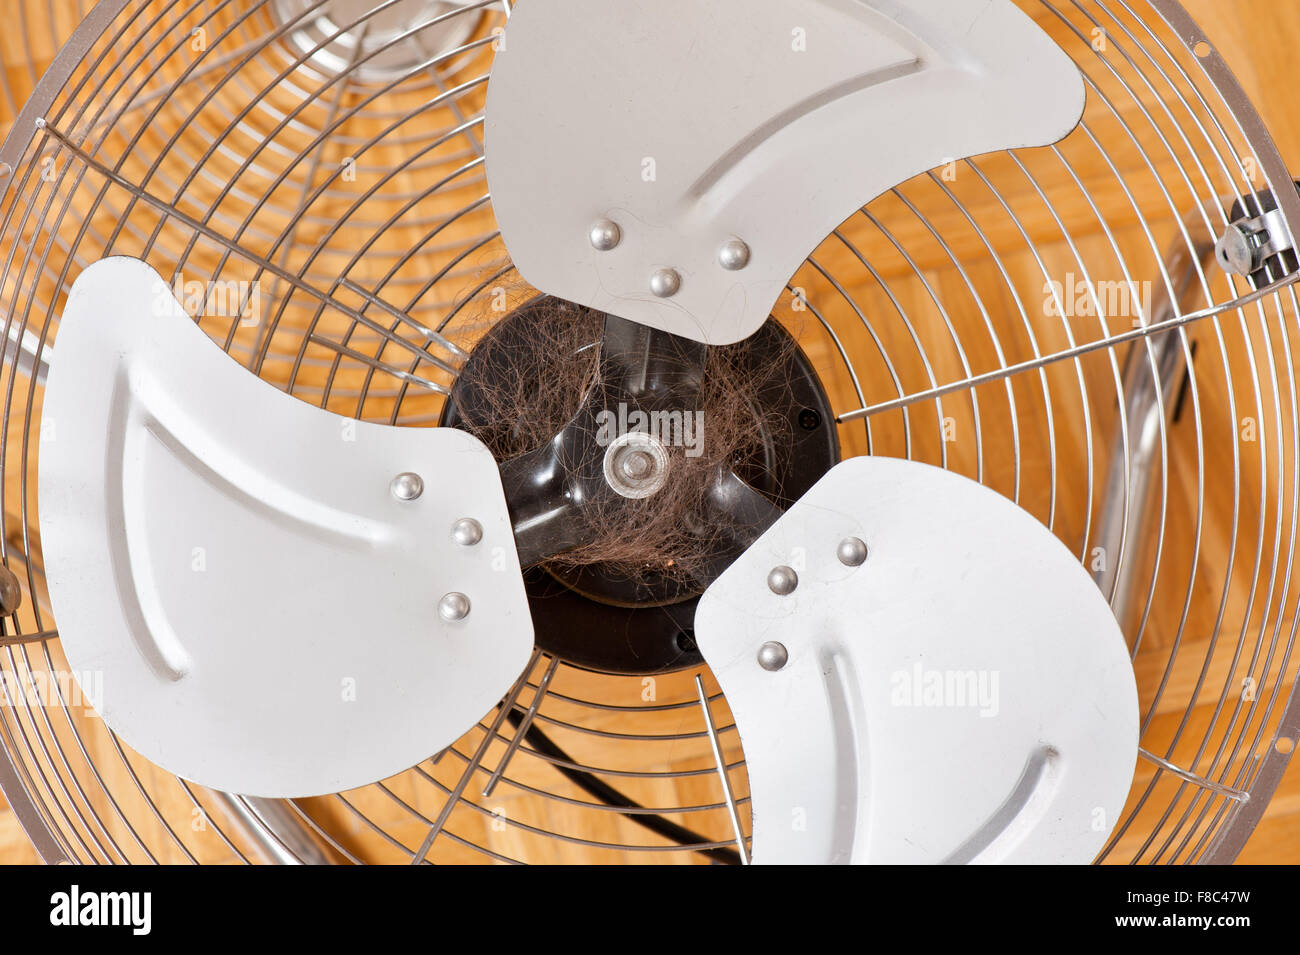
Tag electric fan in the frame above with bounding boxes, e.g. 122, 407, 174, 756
0, 0, 1297, 864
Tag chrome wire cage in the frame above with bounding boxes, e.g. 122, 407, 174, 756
1, 0, 1299, 864
0, 2, 95, 124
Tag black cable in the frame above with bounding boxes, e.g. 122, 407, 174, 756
506, 709, 741, 865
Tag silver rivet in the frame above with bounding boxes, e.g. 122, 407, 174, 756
767, 565, 798, 595
0, 163, 11, 180
589, 218, 621, 252
757, 641, 788, 671
649, 268, 681, 298
390, 471, 424, 501
451, 518, 483, 546
718, 238, 751, 271
0, 564, 22, 615
438, 592, 471, 621
837, 536, 868, 567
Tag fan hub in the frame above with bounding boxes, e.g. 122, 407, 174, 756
602, 432, 670, 499
443, 297, 839, 673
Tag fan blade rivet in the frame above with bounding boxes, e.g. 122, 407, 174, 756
717, 238, 751, 271
451, 517, 483, 546
0, 564, 22, 615
390, 471, 424, 501
757, 641, 789, 671
438, 592, 471, 622
589, 218, 622, 252
837, 536, 868, 567
649, 268, 681, 298
767, 565, 798, 595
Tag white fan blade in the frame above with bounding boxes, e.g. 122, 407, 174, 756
695, 456, 1138, 863
38, 258, 534, 798
485, 0, 1085, 345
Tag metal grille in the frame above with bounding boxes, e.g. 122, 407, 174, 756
0, 0, 1297, 864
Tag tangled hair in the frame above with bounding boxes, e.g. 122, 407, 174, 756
451, 292, 797, 597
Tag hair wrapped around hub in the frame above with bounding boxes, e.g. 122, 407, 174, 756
449, 295, 798, 596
